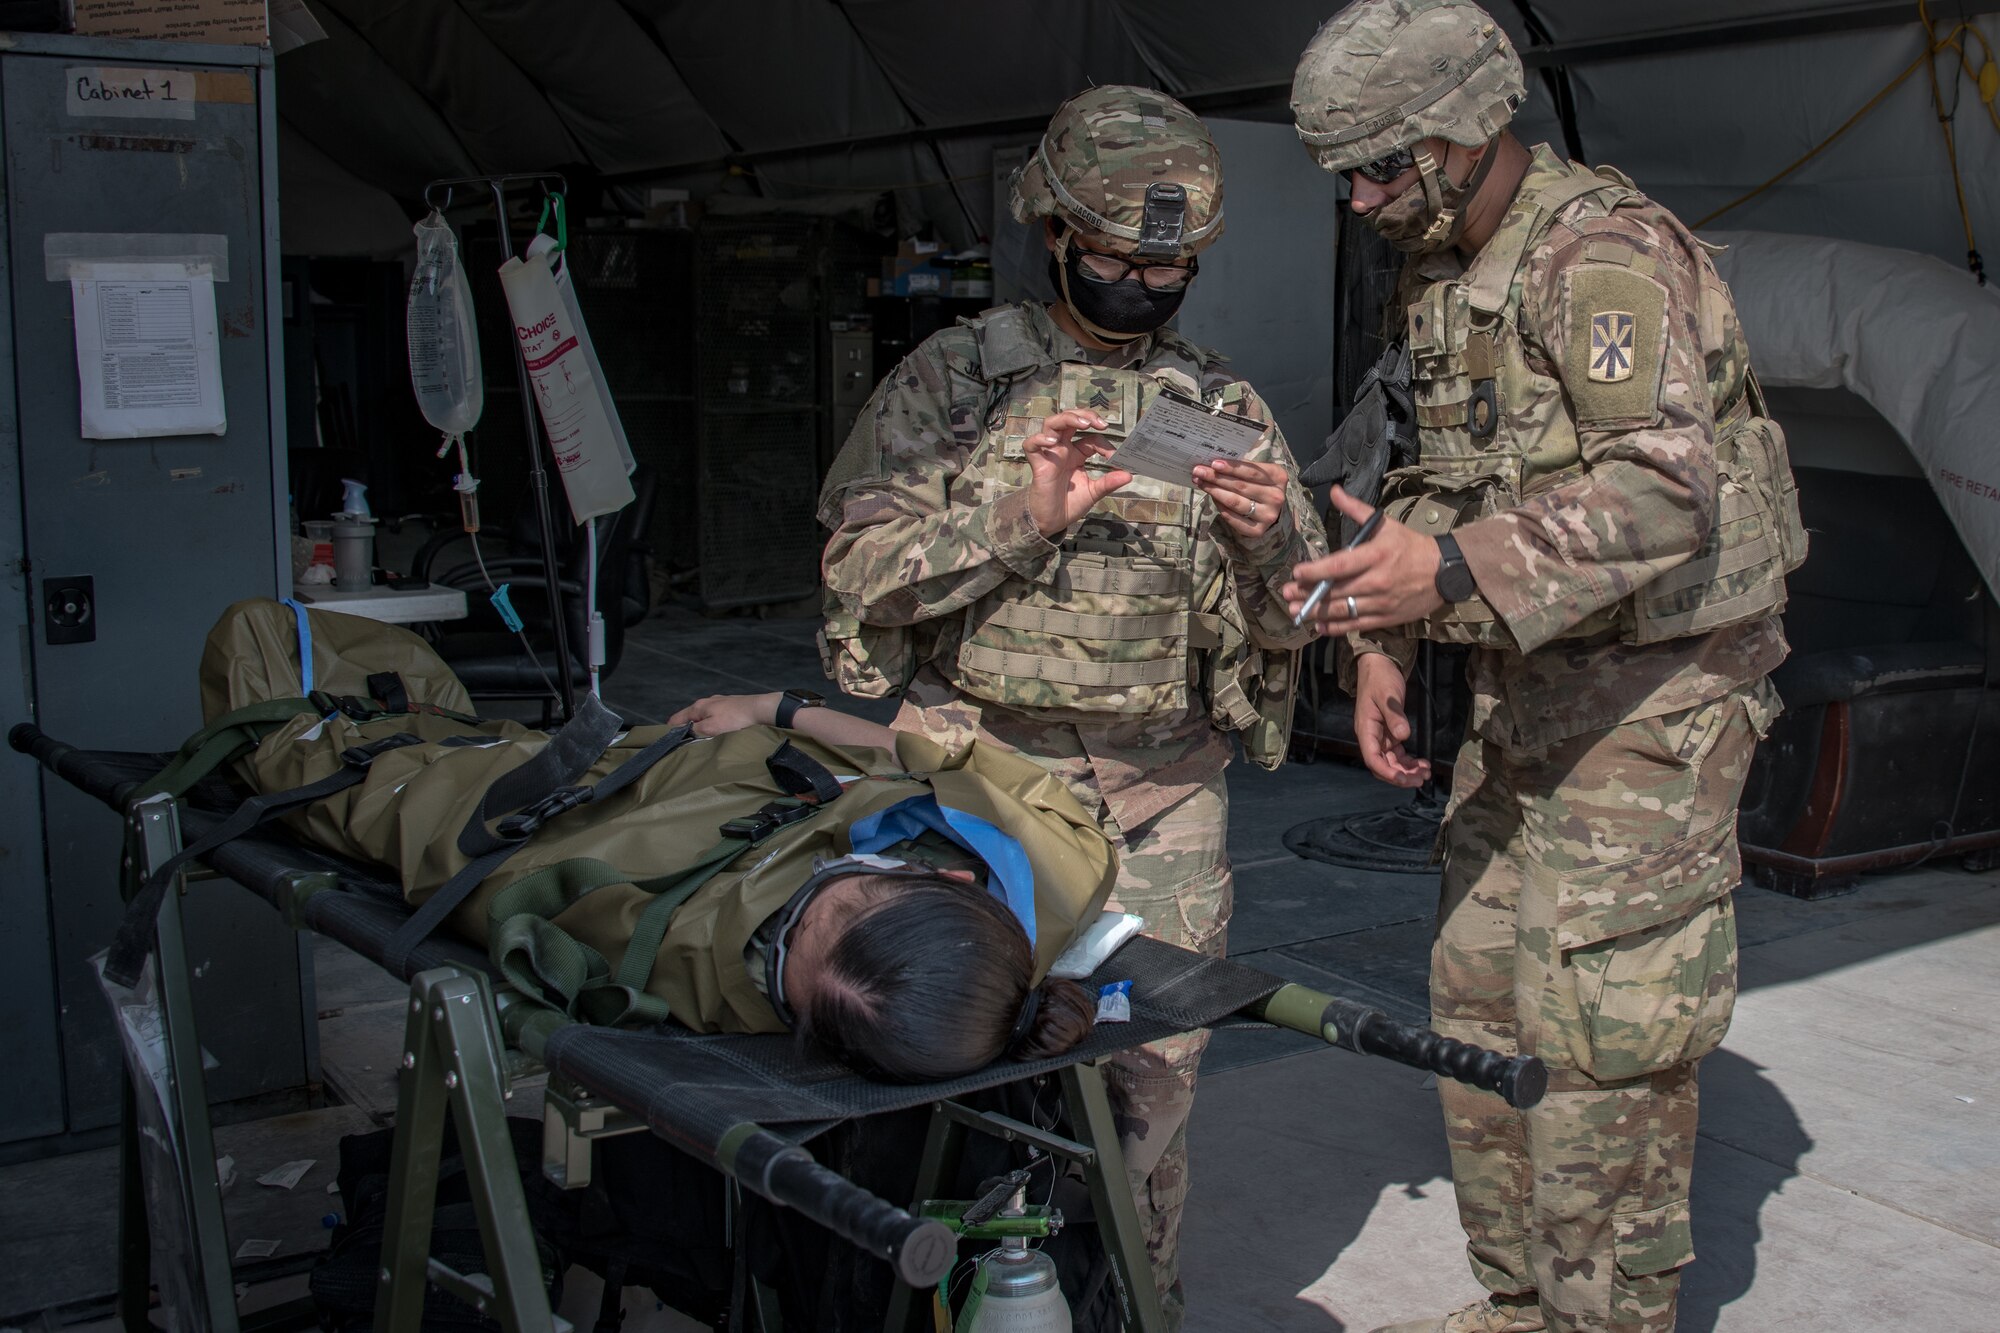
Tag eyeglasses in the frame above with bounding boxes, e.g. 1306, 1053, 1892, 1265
1073, 247, 1200, 291
1350, 145, 1417, 185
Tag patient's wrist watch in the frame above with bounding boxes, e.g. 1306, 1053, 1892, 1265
1434, 533, 1476, 604
775, 688, 825, 729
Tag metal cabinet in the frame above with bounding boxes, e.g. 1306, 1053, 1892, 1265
0, 33, 304, 1151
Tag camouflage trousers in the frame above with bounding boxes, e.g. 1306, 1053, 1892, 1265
1432, 683, 1772, 1333
1081, 774, 1233, 1333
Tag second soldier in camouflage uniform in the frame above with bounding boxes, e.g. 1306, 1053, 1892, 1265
1285, 4, 1805, 1332
817, 86, 1328, 1327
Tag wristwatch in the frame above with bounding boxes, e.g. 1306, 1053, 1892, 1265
1434, 533, 1477, 603
775, 688, 825, 730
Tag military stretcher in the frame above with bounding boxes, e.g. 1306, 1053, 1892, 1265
10, 720, 1545, 1333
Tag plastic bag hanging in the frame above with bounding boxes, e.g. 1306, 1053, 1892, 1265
407, 209, 486, 528
496, 196, 635, 525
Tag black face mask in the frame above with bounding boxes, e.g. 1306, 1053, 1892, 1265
1048, 247, 1187, 342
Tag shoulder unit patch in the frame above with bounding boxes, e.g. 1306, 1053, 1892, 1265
1588, 311, 1636, 383
1563, 266, 1668, 425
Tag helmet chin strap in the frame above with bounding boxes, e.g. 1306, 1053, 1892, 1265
1413, 137, 1501, 249
1053, 231, 1147, 346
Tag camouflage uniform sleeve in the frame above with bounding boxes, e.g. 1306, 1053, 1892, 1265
820, 338, 1060, 628
1452, 213, 1718, 654
1213, 383, 1330, 651
1337, 629, 1419, 693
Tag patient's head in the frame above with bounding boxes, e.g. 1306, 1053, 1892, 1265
782, 871, 1096, 1082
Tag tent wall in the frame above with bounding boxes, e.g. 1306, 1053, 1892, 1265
274, 4, 1999, 279
1173, 118, 1340, 471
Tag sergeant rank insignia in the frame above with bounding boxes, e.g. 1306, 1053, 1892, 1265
1589, 311, 1636, 383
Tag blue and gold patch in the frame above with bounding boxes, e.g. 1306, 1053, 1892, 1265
1588, 311, 1636, 383
1565, 266, 1667, 425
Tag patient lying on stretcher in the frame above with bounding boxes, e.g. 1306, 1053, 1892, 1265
670, 688, 1098, 1082
191, 599, 1116, 1085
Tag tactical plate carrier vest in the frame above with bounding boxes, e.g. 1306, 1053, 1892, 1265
1381, 160, 1806, 648
824, 306, 1298, 766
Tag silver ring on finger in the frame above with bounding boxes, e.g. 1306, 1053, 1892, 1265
1345, 594, 1359, 619
1248, 500, 1259, 520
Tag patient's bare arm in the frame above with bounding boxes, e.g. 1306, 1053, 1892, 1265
666, 693, 899, 750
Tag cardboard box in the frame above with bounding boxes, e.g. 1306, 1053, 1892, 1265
881, 255, 950, 297
73, 0, 268, 45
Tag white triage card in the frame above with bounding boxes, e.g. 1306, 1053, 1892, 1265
1104, 389, 1266, 489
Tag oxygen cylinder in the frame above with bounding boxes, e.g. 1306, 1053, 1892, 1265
960, 1240, 1070, 1332
960, 1188, 1071, 1332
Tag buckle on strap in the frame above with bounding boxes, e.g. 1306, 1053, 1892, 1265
719, 800, 816, 845
316, 690, 414, 722
339, 732, 424, 769
496, 784, 594, 840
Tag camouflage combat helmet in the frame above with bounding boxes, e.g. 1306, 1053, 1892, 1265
1291, 0, 1525, 174
1010, 85, 1224, 259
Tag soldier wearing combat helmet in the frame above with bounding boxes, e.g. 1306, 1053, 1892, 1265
818, 85, 1327, 1327
1285, 3, 1804, 1332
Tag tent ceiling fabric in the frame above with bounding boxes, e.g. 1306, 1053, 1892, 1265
279, 0, 1996, 274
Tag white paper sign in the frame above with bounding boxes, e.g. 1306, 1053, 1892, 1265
1106, 390, 1267, 490
66, 67, 198, 120
70, 262, 226, 439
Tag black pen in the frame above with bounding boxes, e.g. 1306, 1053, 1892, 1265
1293, 509, 1386, 627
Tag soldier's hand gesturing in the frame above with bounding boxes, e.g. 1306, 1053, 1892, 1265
1194, 458, 1289, 539
1283, 487, 1445, 633
1024, 410, 1134, 538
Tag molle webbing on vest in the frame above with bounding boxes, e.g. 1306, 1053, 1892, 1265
1054, 561, 1185, 597
956, 643, 1189, 688
1400, 157, 1798, 649
947, 344, 1206, 716
1630, 486, 1789, 641
979, 602, 1190, 642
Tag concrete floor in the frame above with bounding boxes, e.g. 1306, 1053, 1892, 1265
5, 601, 1996, 1331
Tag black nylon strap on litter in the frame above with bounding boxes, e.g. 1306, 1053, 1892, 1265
365, 672, 410, 714
460, 695, 626, 861
765, 741, 844, 805
380, 707, 693, 978
104, 731, 427, 988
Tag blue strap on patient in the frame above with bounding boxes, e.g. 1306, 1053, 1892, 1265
280, 597, 314, 695
847, 795, 1038, 947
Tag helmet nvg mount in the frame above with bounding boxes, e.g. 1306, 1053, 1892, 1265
1010, 85, 1225, 260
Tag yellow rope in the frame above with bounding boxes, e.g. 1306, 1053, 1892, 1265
1695, 4, 1997, 283
1691, 49, 1928, 229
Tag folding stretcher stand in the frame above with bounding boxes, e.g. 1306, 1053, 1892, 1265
12, 725, 1545, 1333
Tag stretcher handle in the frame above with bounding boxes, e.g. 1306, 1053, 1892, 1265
1251, 983, 1549, 1109
10, 722, 94, 790
718, 1123, 958, 1289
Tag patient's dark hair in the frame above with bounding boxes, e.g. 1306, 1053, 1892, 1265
799, 873, 1096, 1083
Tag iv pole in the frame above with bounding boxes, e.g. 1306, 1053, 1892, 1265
423, 172, 578, 722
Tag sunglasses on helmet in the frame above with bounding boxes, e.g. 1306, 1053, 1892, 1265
1351, 145, 1418, 185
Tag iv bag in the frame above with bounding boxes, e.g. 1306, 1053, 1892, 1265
406, 210, 484, 438
497, 242, 635, 524
526, 233, 636, 477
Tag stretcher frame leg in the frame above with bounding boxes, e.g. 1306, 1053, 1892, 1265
374, 967, 566, 1333
883, 1060, 1167, 1333
1063, 1061, 1168, 1333
123, 797, 245, 1333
